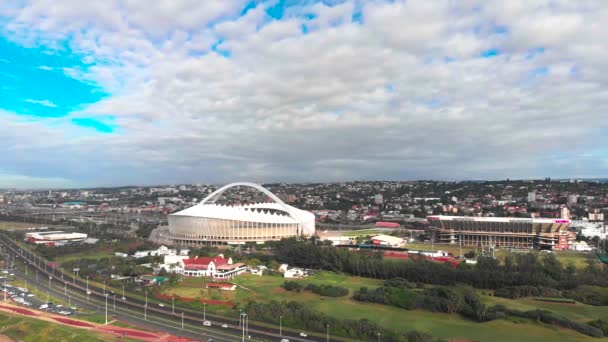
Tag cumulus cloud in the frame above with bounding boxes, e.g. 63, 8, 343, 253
1, 0, 608, 187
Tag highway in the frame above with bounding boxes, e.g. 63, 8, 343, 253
0, 233, 337, 342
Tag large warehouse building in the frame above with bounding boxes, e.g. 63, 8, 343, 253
168, 182, 315, 245
426, 215, 575, 250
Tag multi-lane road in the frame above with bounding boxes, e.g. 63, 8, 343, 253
0, 233, 338, 342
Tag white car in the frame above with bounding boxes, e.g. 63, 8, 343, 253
221, 324, 228, 328
280, 339, 290, 342
203, 320, 212, 327
158, 303, 165, 307
27, 294, 34, 297
300, 333, 307, 337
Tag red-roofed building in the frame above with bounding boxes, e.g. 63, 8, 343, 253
178, 254, 247, 279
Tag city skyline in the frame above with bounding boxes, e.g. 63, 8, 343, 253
1, 1, 607, 188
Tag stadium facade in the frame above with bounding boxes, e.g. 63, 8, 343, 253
426, 215, 575, 250
168, 182, 315, 245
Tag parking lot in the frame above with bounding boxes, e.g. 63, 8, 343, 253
2, 272, 77, 316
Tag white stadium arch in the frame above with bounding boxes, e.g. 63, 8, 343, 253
168, 182, 315, 245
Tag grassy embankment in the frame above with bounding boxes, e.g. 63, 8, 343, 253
0, 311, 138, 342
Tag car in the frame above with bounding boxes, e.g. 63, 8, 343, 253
56, 305, 63, 308
280, 339, 290, 342
221, 324, 228, 328
203, 320, 212, 326
300, 333, 307, 337
158, 303, 165, 307
27, 294, 34, 297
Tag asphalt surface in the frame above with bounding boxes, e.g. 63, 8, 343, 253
0, 233, 337, 342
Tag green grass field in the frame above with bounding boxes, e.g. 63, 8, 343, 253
54, 252, 114, 263
0, 312, 137, 342
341, 229, 385, 237
162, 271, 606, 341
481, 293, 608, 323
0, 221, 61, 231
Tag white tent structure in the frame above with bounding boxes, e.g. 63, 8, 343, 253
168, 182, 315, 245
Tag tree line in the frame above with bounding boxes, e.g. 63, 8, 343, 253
271, 238, 608, 292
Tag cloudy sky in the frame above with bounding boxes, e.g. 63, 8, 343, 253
0, 0, 607, 188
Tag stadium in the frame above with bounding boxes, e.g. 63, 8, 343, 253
168, 182, 315, 245
426, 215, 575, 250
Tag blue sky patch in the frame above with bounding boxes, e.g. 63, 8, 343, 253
71, 117, 116, 133
529, 66, 549, 78
481, 48, 500, 58
526, 47, 546, 59
0, 37, 106, 118
266, 0, 286, 19
211, 39, 231, 57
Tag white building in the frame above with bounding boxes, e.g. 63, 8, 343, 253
284, 268, 307, 278
572, 220, 608, 239
133, 245, 177, 258
371, 234, 404, 247
572, 241, 593, 252
25, 231, 88, 246
179, 255, 246, 279
527, 191, 537, 202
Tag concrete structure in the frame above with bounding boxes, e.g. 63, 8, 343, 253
527, 191, 537, 202
589, 209, 604, 222
168, 182, 315, 245
427, 215, 575, 250
205, 282, 237, 291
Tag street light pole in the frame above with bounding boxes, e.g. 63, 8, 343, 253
203, 303, 206, 321
122, 285, 125, 300
181, 312, 184, 329
145, 291, 148, 321
48, 276, 52, 289
378, 332, 381, 342
241, 313, 246, 342
172, 297, 175, 314
279, 316, 282, 337
327, 324, 329, 342
64, 283, 67, 295
113, 295, 116, 311
105, 293, 108, 325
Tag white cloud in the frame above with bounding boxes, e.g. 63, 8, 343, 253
24, 99, 57, 107
0, 0, 607, 187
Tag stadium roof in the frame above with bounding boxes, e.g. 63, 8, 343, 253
427, 215, 570, 224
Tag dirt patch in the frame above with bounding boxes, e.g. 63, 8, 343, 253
272, 287, 287, 294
